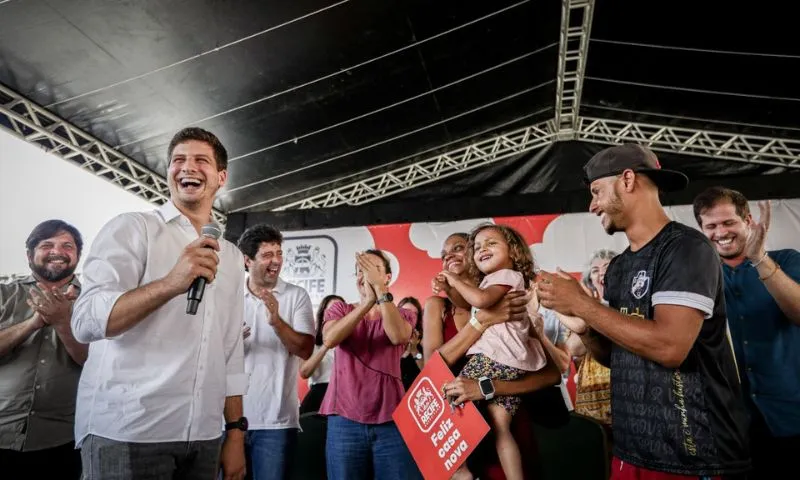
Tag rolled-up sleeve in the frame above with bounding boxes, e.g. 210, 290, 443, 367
71, 214, 146, 344
224, 262, 248, 397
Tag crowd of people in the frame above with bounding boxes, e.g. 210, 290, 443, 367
0, 128, 797, 480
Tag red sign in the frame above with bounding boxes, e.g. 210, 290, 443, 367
393, 353, 490, 480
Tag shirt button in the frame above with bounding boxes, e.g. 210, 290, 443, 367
40, 359, 46, 364
35, 384, 41, 390
739, 316, 744, 321
43, 335, 48, 340
30, 411, 35, 415
744, 341, 749, 345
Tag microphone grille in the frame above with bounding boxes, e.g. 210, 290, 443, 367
201, 222, 222, 240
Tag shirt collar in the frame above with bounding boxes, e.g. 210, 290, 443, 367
244, 276, 285, 298
157, 200, 211, 227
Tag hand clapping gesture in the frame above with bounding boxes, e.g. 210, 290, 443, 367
27, 283, 79, 328
745, 200, 771, 262
256, 288, 281, 326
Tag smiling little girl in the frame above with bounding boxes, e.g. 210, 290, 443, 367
439, 223, 546, 480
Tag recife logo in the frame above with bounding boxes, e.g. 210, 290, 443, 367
281, 236, 337, 308
408, 377, 444, 433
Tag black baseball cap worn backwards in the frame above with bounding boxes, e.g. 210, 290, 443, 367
583, 143, 689, 192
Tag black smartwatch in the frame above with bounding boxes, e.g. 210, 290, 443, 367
478, 376, 495, 401
376, 292, 394, 305
225, 416, 248, 432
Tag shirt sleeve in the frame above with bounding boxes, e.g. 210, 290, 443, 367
482, 269, 524, 290
323, 300, 351, 325
70, 213, 147, 343
775, 249, 800, 283
225, 258, 248, 397
651, 233, 720, 319
0, 283, 20, 326
292, 290, 316, 336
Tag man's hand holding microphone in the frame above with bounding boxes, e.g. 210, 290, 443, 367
160, 223, 222, 315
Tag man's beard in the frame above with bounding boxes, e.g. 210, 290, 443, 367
604, 221, 621, 235
717, 242, 745, 260
30, 257, 75, 282
602, 189, 625, 235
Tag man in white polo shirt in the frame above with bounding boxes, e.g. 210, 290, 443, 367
237, 224, 315, 480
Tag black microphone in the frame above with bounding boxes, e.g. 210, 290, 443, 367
186, 222, 222, 315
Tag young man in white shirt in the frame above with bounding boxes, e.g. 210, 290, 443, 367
71, 128, 248, 480
237, 224, 315, 480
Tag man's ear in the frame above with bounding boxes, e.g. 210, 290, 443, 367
217, 169, 228, 189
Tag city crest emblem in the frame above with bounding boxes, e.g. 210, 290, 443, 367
282, 236, 338, 307
631, 270, 650, 299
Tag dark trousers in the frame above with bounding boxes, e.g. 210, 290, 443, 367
80, 434, 222, 480
0, 441, 82, 480
299, 382, 329, 414
749, 408, 800, 479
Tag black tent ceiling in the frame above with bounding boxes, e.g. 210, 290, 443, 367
1, 0, 798, 228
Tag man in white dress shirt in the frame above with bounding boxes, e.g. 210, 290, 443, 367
71, 128, 248, 480
236, 224, 314, 480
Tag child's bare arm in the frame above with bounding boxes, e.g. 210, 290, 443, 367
442, 271, 509, 308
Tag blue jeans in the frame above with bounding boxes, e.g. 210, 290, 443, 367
325, 415, 422, 480
245, 428, 297, 480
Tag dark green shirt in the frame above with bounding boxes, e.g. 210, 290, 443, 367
0, 275, 82, 451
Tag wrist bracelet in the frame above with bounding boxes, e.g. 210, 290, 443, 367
759, 264, 780, 281
752, 251, 768, 268
469, 314, 486, 333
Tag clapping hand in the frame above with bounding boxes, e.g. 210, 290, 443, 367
256, 289, 280, 325
537, 269, 591, 318
356, 252, 386, 287
745, 200, 771, 262
27, 283, 79, 328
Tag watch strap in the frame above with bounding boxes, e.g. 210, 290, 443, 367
225, 417, 248, 432
376, 293, 392, 304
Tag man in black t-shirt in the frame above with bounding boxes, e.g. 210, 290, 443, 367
538, 144, 750, 478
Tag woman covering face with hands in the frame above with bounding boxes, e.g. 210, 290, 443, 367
318, 250, 422, 480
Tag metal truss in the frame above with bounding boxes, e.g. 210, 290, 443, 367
0, 84, 227, 225
577, 117, 800, 168
553, 0, 595, 138
3, 0, 798, 216
274, 121, 556, 210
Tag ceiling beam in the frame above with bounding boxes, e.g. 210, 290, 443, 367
273, 121, 556, 210
554, 0, 595, 139
0, 84, 227, 225
577, 117, 800, 169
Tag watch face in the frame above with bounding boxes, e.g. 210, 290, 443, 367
479, 378, 493, 395
240, 417, 248, 430
385, 292, 394, 302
